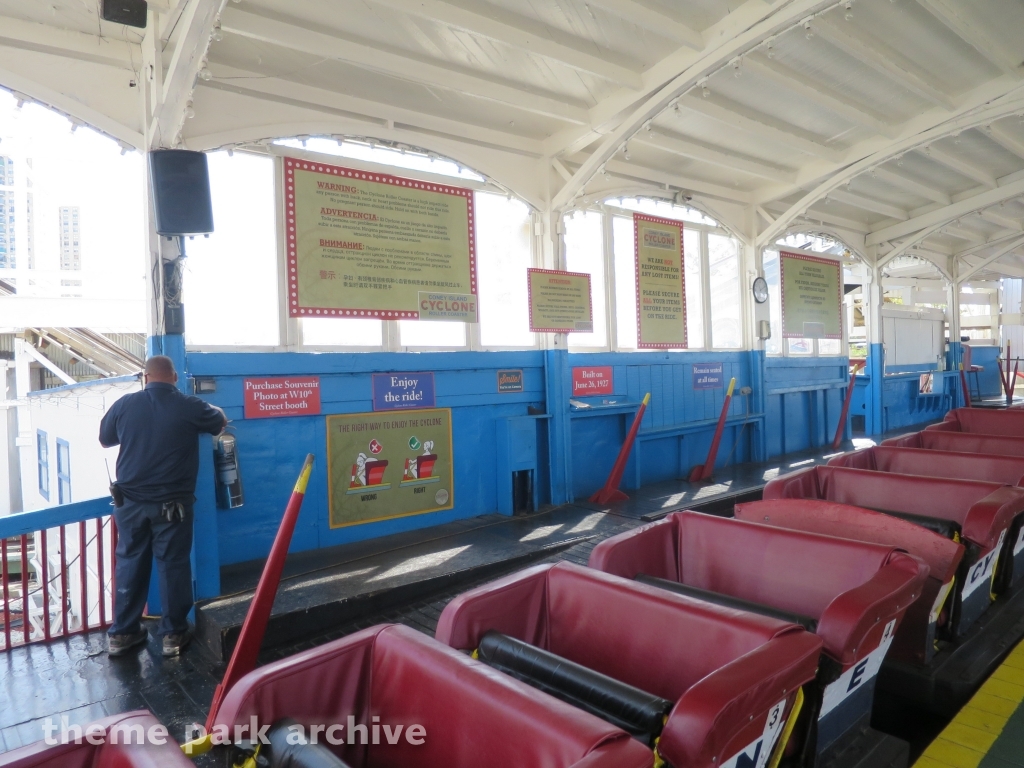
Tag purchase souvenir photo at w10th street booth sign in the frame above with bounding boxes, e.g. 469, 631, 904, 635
779, 250, 842, 340
282, 155, 477, 321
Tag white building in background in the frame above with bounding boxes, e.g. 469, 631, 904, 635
0, 154, 33, 274
19, 375, 140, 514
58, 206, 82, 297
58, 206, 80, 271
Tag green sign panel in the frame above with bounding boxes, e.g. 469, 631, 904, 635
780, 251, 842, 339
327, 408, 454, 528
283, 156, 476, 319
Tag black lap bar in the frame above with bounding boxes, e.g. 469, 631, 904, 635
264, 719, 353, 768
477, 631, 672, 744
866, 508, 961, 540
635, 574, 819, 633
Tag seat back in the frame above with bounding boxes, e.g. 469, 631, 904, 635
765, 465, 999, 529
932, 408, 1024, 436
962, 344, 973, 369
734, 500, 963, 584
551, 564, 807, 700
828, 446, 1024, 486
733, 499, 966, 664
883, 430, 1024, 457
0, 712, 192, 768
366, 625, 650, 768
215, 624, 651, 768
671, 512, 901, 621
437, 562, 821, 768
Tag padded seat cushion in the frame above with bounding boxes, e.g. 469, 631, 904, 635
0, 712, 190, 768
828, 446, 1024, 486
589, 511, 927, 664
883, 431, 1024, 457
215, 624, 651, 768
930, 408, 1024, 436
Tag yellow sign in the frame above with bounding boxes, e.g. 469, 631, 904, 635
780, 251, 842, 338
634, 213, 687, 348
326, 408, 454, 528
283, 157, 476, 319
527, 269, 593, 333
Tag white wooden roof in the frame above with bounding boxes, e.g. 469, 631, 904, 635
1, 0, 1023, 279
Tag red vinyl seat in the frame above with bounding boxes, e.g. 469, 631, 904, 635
212, 623, 652, 768
827, 445, 1024, 486
733, 499, 964, 665
0, 711, 191, 768
589, 511, 927, 666
927, 407, 1024, 436
882, 430, 1024, 458
762, 464, 1023, 634
587, 511, 927, 756
436, 561, 822, 768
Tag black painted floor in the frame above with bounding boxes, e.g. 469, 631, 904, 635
0, 436, 903, 756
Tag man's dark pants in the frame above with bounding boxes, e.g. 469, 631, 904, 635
108, 499, 193, 637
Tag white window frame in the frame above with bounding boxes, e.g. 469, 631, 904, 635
597, 204, 743, 353
269, 148, 541, 355
762, 242, 849, 359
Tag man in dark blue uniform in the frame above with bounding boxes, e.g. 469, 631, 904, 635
100, 355, 226, 657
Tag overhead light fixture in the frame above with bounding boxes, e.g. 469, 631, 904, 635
844, 2, 853, 20
198, 68, 213, 81
184, 103, 196, 119
700, 81, 710, 98
731, 58, 742, 77
211, 23, 223, 42
804, 20, 813, 39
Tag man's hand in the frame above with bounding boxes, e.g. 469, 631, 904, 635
212, 405, 228, 435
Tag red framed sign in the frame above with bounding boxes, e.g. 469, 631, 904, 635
283, 156, 476, 319
244, 377, 321, 419
572, 366, 613, 395
527, 268, 594, 334
633, 212, 687, 348
779, 250, 842, 339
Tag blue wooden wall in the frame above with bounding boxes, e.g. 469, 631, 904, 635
763, 357, 847, 456
188, 351, 546, 566
181, 347, 869, 576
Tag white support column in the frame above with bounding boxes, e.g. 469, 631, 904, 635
866, 250, 884, 347
12, 339, 34, 511
700, 230, 712, 349
949, 259, 962, 342
742, 205, 759, 352
602, 208, 618, 351
543, 208, 568, 352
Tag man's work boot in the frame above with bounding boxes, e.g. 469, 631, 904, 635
108, 630, 148, 657
162, 630, 191, 657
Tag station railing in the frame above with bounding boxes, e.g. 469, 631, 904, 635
0, 498, 116, 651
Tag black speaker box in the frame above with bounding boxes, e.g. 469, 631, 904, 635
149, 150, 214, 236
101, 0, 148, 29
164, 304, 186, 336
